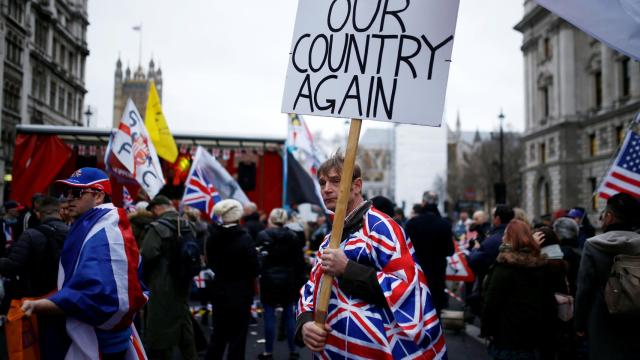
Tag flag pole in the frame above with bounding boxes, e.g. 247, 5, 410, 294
314, 118, 362, 325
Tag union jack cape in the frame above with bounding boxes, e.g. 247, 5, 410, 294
48, 203, 148, 359
298, 206, 447, 359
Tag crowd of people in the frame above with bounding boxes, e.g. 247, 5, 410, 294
0, 158, 636, 359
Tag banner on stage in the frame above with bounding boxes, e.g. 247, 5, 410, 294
281, 0, 459, 126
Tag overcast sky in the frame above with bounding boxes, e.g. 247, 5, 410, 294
85, 0, 525, 138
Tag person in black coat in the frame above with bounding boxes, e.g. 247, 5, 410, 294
0, 196, 69, 357
404, 195, 454, 313
205, 199, 259, 360
256, 208, 305, 360
242, 201, 265, 243
482, 220, 556, 359
466, 205, 514, 317
0, 196, 68, 298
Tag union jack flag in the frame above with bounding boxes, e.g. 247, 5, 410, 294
181, 146, 248, 219
182, 166, 222, 219
299, 207, 447, 359
598, 114, 640, 199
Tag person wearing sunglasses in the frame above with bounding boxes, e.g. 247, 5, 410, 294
21, 167, 148, 360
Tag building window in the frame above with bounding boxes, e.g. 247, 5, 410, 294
543, 37, 552, 60
540, 143, 547, 164
34, 17, 48, 52
599, 128, 610, 151
3, 77, 21, 112
5, 32, 23, 66
69, 52, 76, 75
49, 80, 57, 108
540, 182, 551, 215
58, 85, 65, 112
594, 71, 603, 108
529, 144, 536, 163
548, 137, 556, 158
67, 92, 74, 118
59, 44, 66, 68
616, 125, 625, 146
31, 67, 46, 101
589, 133, 597, 156
7, 0, 25, 24
541, 86, 550, 121
52, 38, 58, 60
621, 57, 631, 98
589, 177, 597, 211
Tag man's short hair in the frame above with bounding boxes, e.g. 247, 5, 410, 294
38, 196, 60, 217
606, 193, 640, 227
553, 217, 579, 243
494, 204, 515, 224
317, 152, 361, 180
422, 191, 438, 205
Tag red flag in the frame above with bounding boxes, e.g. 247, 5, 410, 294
10, 134, 72, 205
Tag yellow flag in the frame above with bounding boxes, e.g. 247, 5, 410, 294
145, 80, 178, 162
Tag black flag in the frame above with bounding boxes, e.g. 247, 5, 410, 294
286, 150, 324, 209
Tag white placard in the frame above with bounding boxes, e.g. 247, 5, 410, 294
281, 0, 459, 126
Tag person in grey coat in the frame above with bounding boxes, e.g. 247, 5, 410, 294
575, 193, 640, 360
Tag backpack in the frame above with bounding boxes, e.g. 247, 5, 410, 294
604, 254, 640, 317
156, 218, 202, 281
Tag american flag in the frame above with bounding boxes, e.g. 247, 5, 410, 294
598, 129, 640, 199
182, 166, 222, 219
298, 207, 447, 359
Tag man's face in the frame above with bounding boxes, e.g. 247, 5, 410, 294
150, 205, 164, 218
66, 188, 103, 218
6, 208, 19, 218
318, 168, 362, 212
492, 211, 500, 227
319, 168, 341, 211
460, 212, 469, 222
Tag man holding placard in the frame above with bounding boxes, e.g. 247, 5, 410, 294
283, 0, 458, 358
295, 154, 446, 358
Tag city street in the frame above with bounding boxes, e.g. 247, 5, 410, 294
191, 306, 490, 359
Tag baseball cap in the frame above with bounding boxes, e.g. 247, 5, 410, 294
567, 208, 585, 219
3, 200, 24, 211
56, 167, 112, 195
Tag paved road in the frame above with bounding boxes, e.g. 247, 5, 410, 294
191, 309, 490, 359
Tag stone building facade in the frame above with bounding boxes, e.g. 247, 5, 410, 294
0, 0, 89, 199
516, 0, 640, 220
112, 58, 162, 127
357, 127, 394, 201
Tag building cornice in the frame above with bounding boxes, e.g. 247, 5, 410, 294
581, 101, 640, 127
522, 119, 581, 141
514, 5, 549, 33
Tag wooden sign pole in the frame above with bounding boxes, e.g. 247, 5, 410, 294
314, 118, 362, 325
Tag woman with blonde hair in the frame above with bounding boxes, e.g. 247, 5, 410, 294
482, 219, 556, 359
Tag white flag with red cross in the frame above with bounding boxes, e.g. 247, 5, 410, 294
445, 241, 475, 282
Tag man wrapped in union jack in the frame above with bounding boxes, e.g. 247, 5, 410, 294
296, 154, 447, 359
22, 168, 148, 359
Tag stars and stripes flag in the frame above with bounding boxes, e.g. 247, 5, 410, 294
47, 203, 148, 359
298, 206, 446, 359
598, 114, 640, 199
181, 146, 249, 219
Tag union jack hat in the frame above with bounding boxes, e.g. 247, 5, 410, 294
56, 167, 112, 195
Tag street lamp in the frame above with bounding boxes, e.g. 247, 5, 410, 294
494, 110, 507, 204
498, 110, 505, 183
84, 106, 93, 127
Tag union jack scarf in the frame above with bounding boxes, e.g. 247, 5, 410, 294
49, 203, 148, 359
298, 205, 447, 359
